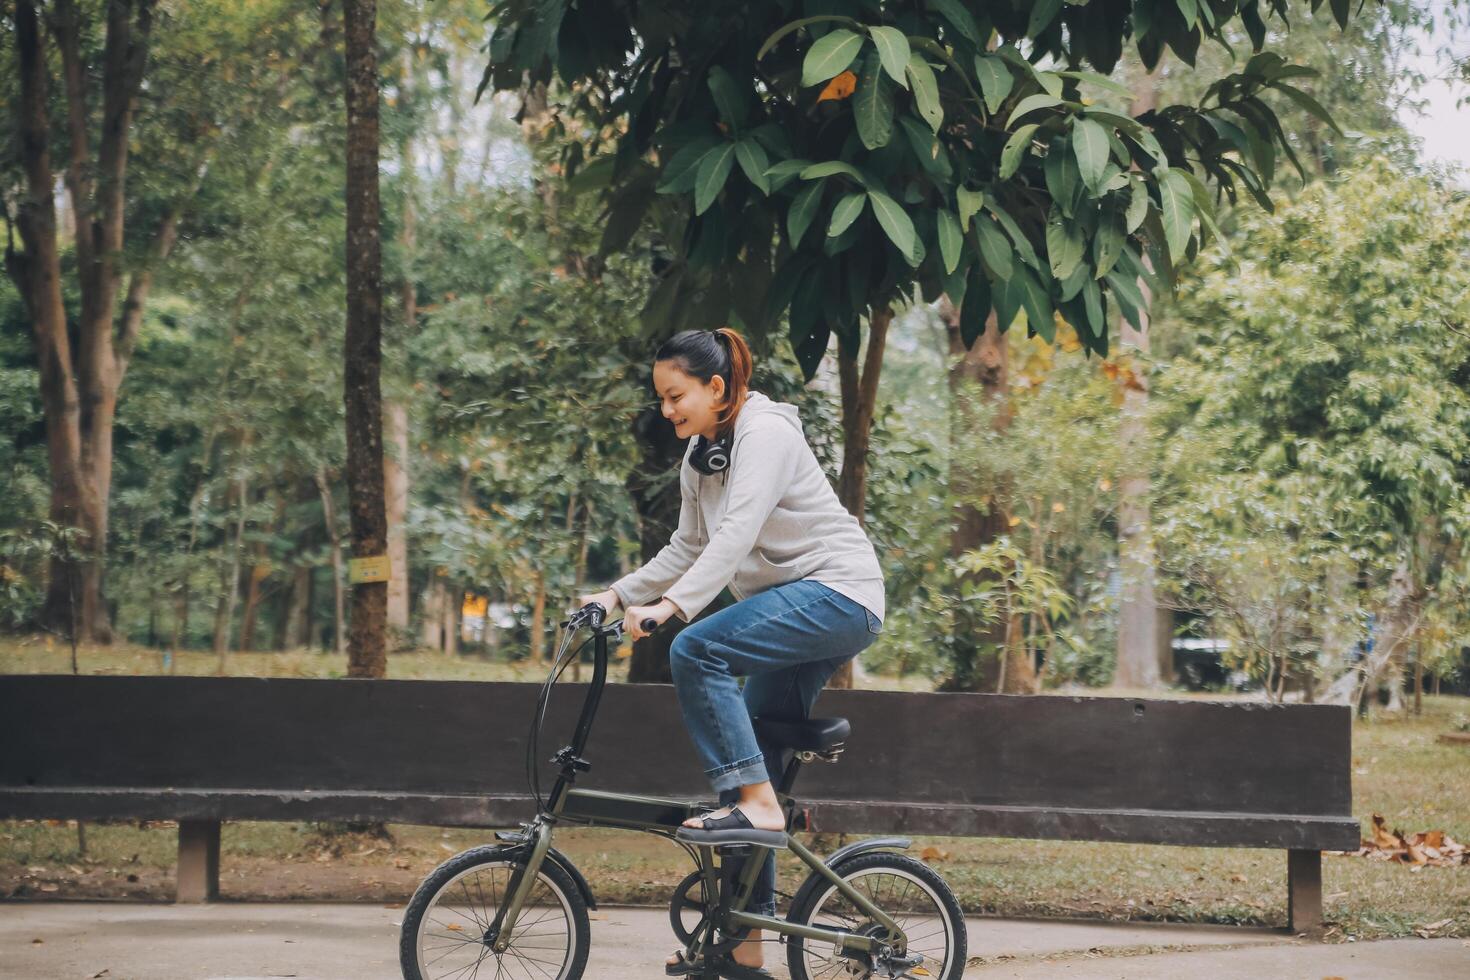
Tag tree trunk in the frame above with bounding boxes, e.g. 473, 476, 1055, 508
938, 300, 1018, 692
826, 309, 892, 689
1113, 70, 1162, 691
1321, 556, 1421, 709
442, 582, 459, 657
626, 403, 689, 683
384, 398, 411, 635
421, 579, 445, 651
214, 474, 247, 670
315, 468, 347, 657
284, 564, 313, 649
342, 0, 387, 678
529, 570, 547, 664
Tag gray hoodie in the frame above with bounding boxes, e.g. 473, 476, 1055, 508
610, 391, 885, 623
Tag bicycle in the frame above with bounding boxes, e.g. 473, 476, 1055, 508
400, 601, 967, 979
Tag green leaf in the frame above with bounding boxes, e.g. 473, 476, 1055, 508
985, 200, 1041, 269
1045, 207, 1085, 280
1071, 118, 1111, 192
974, 215, 1014, 279
1176, 0, 1199, 31
1055, 70, 1134, 100
867, 189, 916, 258
788, 180, 824, 245
1082, 278, 1104, 340
905, 51, 943, 132
868, 27, 911, 88
937, 209, 963, 274
930, 0, 981, 43
707, 66, 748, 129
757, 15, 861, 61
1124, 176, 1149, 233
828, 191, 867, 237
999, 124, 1040, 180
1093, 205, 1125, 278
1027, 0, 1064, 36
734, 139, 771, 194
1105, 268, 1145, 330
853, 50, 895, 150
694, 142, 737, 215
899, 114, 951, 178
1271, 81, 1343, 135
974, 56, 1015, 116
1044, 135, 1082, 216
1157, 168, 1194, 261
763, 158, 812, 192
656, 139, 719, 194
956, 187, 985, 231
801, 160, 869, 184
802, 29, 864, 86
1008, 93, 1062, 128
959, 270, 992, 347
1017, 266, 1055, 341
994, 271, 1023, 331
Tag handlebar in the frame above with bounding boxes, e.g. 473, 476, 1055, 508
562, 602, 660, 638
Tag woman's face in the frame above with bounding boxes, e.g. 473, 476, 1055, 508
653, 359, 726, 442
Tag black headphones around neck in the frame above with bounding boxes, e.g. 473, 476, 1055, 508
689, 431, 731, 475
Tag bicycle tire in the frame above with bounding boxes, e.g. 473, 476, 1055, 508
399, 843, 591, 980
784, 850, 967, 980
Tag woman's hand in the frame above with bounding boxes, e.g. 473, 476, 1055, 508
576, 589, 621, 617
625, 598, 679, 641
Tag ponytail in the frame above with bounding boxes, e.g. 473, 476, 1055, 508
655, 327, 755, 437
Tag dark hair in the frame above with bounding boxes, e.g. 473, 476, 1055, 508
655, 327, 754, 436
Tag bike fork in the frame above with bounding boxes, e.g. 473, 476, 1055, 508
487, 819, 554, 952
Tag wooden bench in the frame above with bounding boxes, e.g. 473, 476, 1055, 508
0, 674, 1357, 931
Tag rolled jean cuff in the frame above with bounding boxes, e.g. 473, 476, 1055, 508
707, 754, 769, 793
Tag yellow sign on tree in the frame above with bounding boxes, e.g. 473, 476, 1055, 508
348, 555, 391, 584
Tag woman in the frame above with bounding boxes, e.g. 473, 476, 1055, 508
579, 327, 885, 977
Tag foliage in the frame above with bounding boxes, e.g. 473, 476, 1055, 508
483, 0, 1372, 375
1154, 159, 1470, 694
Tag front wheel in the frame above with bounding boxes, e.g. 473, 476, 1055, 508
399, 844, 590, 980
784, 851, 967, 980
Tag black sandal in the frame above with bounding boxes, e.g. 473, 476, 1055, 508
675, 804, 788, 848
664, 948, 775, 979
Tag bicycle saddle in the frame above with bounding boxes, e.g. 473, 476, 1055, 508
752, 715, 850, 751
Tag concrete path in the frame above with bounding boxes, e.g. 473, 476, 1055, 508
1, 902, 1463, 979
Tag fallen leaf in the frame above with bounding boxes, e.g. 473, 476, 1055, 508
445, 923, 463, 932
30, 938, 43, 944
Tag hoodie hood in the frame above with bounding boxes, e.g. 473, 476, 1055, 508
736, 390, 803, 438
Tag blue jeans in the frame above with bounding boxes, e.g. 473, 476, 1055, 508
669, 578, 882, 916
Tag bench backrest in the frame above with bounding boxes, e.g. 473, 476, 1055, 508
0, 675, 1356, 847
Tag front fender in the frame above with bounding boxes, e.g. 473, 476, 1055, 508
493, 832, 598, 911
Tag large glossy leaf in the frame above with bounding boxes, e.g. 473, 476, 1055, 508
801, 160, 868, 184
905, 51, 943, 132
1125, 176, 1149, 232
1157, 168, 1194, 261
734, 139, 770, 194
1027, 0, 1063, 35
999, 124, 1040, 180
1007, 93, 1062, 128
828, 191, 867, 237
930, 0, 981, 42
868, 189, 916, 258
868, 26, 911, 88
937, 209, 962, 274
853, 50, 895, 150
956, 186, 985, 231
985, 200, 1041, 269
707, 66, 748, 129
974, 214, 1014, 279
788, 180, 824, 245
802, 29, 864, 86
694, 142, 737, 215
757, 15, 860, 61
1071, 118, 1111, 192
959, 269, 992, 347
974, 55, 1014, 115
1045, 206, 1085, 280
1092, 202, 1126, 278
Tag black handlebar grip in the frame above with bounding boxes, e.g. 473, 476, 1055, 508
641, 618, 658, 633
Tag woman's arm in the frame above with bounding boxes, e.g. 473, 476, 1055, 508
662, 421, 798, 621
608, 464, 703, 608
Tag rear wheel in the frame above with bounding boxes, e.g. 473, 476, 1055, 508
399, 844, 590, 980
784, 851, 966, 980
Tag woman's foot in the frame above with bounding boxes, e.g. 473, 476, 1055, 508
665, 934, 765, 970
681, 788, 784, 834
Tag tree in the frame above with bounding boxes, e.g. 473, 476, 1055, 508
1154, 160, 1470, 705
343, 0, 388, 677
3, 0, 327, 642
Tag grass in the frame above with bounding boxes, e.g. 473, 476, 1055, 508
3, 634, 1468, 941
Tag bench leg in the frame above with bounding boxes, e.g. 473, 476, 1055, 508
177, 820, 221, 903
1287, 849, 1322, 936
